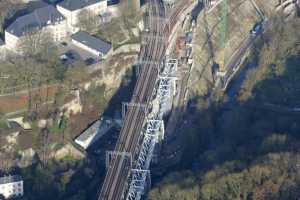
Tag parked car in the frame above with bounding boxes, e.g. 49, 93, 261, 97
85, 57, 96, 65
65, 51, 75, 59
60, 50, 81, 65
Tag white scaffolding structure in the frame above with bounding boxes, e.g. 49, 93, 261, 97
157, 58, 178, 115
124, 57, 177, 200
126, 119, 164, 200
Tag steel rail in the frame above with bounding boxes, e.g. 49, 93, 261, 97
97, 0, 192, 199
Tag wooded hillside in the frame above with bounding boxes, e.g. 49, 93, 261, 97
149, 14, 300, 200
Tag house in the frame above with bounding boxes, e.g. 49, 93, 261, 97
71, 31, 112, 59
57, 0, 107, 33
0, 175, 23, 199
5, 5, 67, 51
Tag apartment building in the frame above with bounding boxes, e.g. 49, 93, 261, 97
57, 0, 107, 33
0, 175, 23, 199
5, 5, 67, 51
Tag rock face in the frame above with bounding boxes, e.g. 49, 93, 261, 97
7, 117, 31, 130
17, 148, 37, 168
0, 146, 37, 170
52, 143, 85, 160
83, 53, 137, 93
2, 132, 19, 152
61, 90, 82, 117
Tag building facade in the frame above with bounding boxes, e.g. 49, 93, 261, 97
75, 117, 114, 149
71, 31, 112, 59
0, 175, 23, 199
4, 5, 67, 51
57, 0, 107, 33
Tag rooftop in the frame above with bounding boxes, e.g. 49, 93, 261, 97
6, 5, 65, 37
71, 31, 112, 55
76, 117, 113, 142
0, 175, 22, 185
58, 0, 104, 11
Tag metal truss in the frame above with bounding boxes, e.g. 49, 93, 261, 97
126, 119, 164, 200
163, 0, 176, 6
136, 119, 164, 169
126, 169, 151, 200
163, 0, 177, 12
161, 58, 178, 77
203, 0, 213, 8
124, 58, 177, 200
158, 76, 176, 100
157, 58, 178, 114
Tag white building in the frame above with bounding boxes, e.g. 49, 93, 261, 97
75, 117, 114, 149
4, 5, 67, 51
57, 0, 107, 33
0, 175, 23, 199
71, 31, 112, 59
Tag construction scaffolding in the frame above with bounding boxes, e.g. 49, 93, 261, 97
125, 57, 177, 200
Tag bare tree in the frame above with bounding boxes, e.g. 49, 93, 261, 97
0, 1, 24, 34
119, 0, 140, 26
77, 9, 100, 33
40, 127, 50, 167
0, 152, 14, 173
15, 29, 59, 111
18, 29, 56, 60
118, 0, 141, 39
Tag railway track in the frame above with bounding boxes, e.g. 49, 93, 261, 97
97, 0, 193, 199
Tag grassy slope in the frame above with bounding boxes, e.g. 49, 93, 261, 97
191, 0, 260, 96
